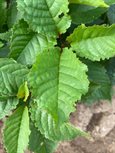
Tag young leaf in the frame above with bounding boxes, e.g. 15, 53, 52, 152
17, 0, 71, 36
29, 123, 57, 153
3, 106, 30, 153
67, 24, 115, 61
28, 48, 89, 123
0, 98, 19, 119
30, 102, 89, 141
17, 82, 29, 102
9, 20, 56, 65
69, 0, 109, 7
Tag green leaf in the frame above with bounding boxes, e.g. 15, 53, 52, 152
28, 48, 89, 123
85, 61, 111, 84
0, 71, 21, 98
17, 0, 71, 36
0, 45, 10, 58
0, 41, 3, 48
30, 102, 89, 141
0, 31, 12, 41
0, 98, 19, 119
69, 0, 109, 7
9, 20, 56, 65
69, 4, 107, 24
0, 58, 29, 118
67, 24, 115, 61
0, 58, 29, 98
7, 0, 21, 28
82, 83, 112, 104
104, 0, 115, 5
107, 4, 115, 24
3, 106, 30, 153
106, 57, 115, 84
0, 0, 7, 28
81, 61, 112, 104
0, 58, 29, 77
29, 123, 57, 153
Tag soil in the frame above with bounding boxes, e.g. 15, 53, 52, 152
0, 98, 115, 153
55, 99, 115, 153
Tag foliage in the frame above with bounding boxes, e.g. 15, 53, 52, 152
0, 0, 115, 153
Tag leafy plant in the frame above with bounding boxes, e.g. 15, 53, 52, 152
0, 0, 115, 153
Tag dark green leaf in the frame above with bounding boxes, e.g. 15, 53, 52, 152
29, 123, 57, 153
104, 0, 115, 5
107, 4, 115, 24
0, 0, 7, 29
82, 61, 112, 104
69, 4, 107, 24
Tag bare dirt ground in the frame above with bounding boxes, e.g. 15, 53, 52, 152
0, 98, 115, 153
55, 98, 115, 153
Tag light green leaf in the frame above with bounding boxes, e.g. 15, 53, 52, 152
17, 0, 71, 36
29, 123, 57, 153
30, 102, 89, 141
0, 41, 3, 48
9, 20, 56, 65
0, 98, 19, 119
17, 81, 29, 102
67, 24, 115, 61
69, 0, 109, 7
28, 48, 89, 123
3, 106, 30, 153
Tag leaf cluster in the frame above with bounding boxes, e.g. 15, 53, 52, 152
0, 0, 115, 153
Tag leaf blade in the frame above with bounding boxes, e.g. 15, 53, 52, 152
69, 0, 109, 7
67, 24, 115, 61
29, 123, 57, 153
3, 106, 30, 153
17, 0, 71, 36
30, 102, 89, 141
28, 48, 89, 123
9, 20, 56, 65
